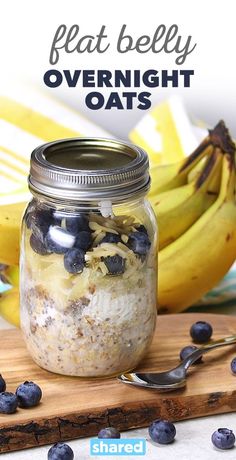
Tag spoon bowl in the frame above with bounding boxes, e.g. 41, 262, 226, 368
118, 334, 236, 390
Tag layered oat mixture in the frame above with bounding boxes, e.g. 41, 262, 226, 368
21, 204, 156, 377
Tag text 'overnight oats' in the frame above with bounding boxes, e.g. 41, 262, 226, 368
20, 137, 157, 377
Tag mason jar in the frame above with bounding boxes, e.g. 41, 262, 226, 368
20, 138, 158, 377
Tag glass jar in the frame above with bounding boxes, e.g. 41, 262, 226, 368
20, 138, 157, 377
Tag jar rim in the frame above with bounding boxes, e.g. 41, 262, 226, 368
29, 137, 150, 202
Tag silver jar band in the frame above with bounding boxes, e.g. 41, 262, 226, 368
29, 137, 150, 202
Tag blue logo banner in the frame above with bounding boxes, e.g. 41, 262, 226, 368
90, 438, 146, 456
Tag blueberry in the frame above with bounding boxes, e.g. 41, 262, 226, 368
179, 345, 202, 364
211, 428, 235, 449
64, 248, 85, 274
66, 215, 90, 235
100, 232, 121, 244
136, 224, 148, 234
0, 375, 6, 392
30, 233, 49, 255
103, 255, 125, 275
16, 381, 42, 408
230, 357, 236, 374
74, 231, 92, 251
98, 427, 121, 439
45, 226, 75, 254
149, 419, 176, 444
48, 442, 74, 460
127, 231, 151, 256
28, 208, 53, 238
190, 321, 213, 343
0, 392, 18, 414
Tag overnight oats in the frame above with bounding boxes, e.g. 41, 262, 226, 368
20, 138, 157, 377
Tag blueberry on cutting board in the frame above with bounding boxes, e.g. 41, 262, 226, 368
179, 345, 202, 364
190, 321, 213, 343
0, 392, 18, 414
230, 357, 236, 374
0, 374, 6, 392
16, 381, 42, 408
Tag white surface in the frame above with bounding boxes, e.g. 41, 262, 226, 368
1, 317, 236, 459
1, 413, 236, 459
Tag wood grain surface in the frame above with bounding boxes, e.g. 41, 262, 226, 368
1, 312, 236, 453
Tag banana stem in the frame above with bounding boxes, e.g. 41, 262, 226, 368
179, 140, 212, 176
195, 147, 223, 190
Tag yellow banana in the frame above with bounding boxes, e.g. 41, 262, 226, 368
158, 150, 236, 313
149, 120, 233, 196
0, 201, 27, 265
0, 265, 20, 326
150, 147, 222, 249
4, 264, 19, 287
149, 139, 212, 196
0, 288, 20, 327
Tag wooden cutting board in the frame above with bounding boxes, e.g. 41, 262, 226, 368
1, 312, 236, 453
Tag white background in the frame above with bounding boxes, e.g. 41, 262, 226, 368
0, 0, 235, 138
0, 0, 236, 137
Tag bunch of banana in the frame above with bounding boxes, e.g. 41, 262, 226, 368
149, 147, 222, 249
149, 120, 236, 313
0, 121, 236, 327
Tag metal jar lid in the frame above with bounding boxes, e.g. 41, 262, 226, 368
29, 137, 150, 202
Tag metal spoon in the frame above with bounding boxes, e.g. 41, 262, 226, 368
118, 334, 236, 391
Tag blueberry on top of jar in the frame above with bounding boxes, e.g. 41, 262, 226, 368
64, 248, 85, 274
66, 214, 90, 235
136, 224, 148, 234
45, 226, 75, 254
103, 255, 126, 275
100, 232, 121, 244
27, 208, 53, 235
74, 231, 92, 251
30, 233, 50, 256
127, 230, 151, 256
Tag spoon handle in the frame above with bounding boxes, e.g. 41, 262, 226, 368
182, 334, 236, 370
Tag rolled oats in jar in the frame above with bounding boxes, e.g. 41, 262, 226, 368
20, 138, 158, 377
